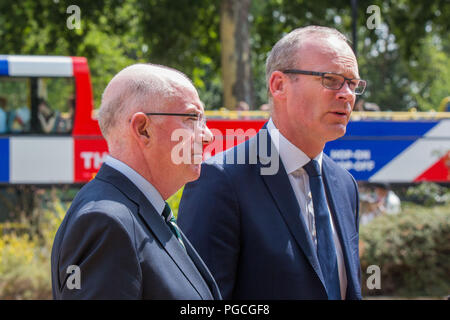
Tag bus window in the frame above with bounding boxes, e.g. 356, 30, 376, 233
37, 77, 75, 134
0, 77, 31, 134
0, 76, 75, 135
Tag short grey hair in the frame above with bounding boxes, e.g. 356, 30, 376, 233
265, 26, 351, 102
98, 63, 193, 139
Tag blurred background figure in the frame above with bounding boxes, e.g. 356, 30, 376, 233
10, 105, 30, 133
353, 98, 381, 112
236, 100, 250, 111
236, 100, 250, 119
364, 102, 381, 112
259, 103, 270, 112
0, 96, 8, 133
37, 99, 59, 133
56, 97, 75, 133
373, 182, 401, 215
360, 182, 401, 225
354, 98, 364, 111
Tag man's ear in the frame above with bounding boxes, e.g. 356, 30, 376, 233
130, 112, 151, 146
269, 71, 288, 101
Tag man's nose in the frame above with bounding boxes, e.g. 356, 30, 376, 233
201, 125, 214, 144
336, 81, 355, 102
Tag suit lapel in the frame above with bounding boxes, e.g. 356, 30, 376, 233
180, 231, 222, 300
136, 195, 213, 300
322, 157, 361, 298
254, 128, 326, 288
95, 164, 213, 299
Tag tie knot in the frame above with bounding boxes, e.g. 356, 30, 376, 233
303, 160, 321, 177
162, 202, 173, 222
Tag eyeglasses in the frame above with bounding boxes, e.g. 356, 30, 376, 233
144, 112, 207, 128
282, 69, 367, 95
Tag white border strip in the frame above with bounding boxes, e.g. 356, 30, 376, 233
10, 137, 74, 183
8, 55, 73, 77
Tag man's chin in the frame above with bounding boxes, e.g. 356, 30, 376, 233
188, 155, 203, 177
185, 163, 202, 182
192, 154, 203, 165
325, 123, 347, 141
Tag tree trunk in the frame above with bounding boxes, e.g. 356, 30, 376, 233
220, 0, 253, 110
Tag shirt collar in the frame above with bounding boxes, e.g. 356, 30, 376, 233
104, 155, 166, 215
267, 118, 323, 174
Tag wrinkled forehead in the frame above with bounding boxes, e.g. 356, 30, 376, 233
297, 36, 359, 78
166, 80, 204, 113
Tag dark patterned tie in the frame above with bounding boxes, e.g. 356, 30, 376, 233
303, 160, 341, 300
162, 202, 185, 248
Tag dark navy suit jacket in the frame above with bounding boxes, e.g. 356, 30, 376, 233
178, 125, 362, 299
51, 164, 221, 300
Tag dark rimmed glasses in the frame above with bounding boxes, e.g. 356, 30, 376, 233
282, 69, 367, 95
144, 112, 207, 128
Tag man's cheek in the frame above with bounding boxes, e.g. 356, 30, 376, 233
192, 138, 204, 164
192, 153, 203, 164
192, 127, 205, 162
171, 128, 193, 164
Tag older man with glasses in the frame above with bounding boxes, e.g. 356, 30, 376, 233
178, 26, 364, 300
51, 63, 221, 300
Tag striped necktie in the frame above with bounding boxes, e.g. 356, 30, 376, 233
303, 160, 341, 300
162, 202, 185, 248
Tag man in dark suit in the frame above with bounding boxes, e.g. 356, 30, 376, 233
51, 63, 221, 300
178, 26, 366, 300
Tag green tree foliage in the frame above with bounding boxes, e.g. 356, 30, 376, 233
136, 0, 223, 108
355, 0, 450, 110
0, 0, 146, 108
250, 0, 450, 110
0, 0, 448, 110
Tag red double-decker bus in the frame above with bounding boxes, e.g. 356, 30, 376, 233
0, 55, 448, 185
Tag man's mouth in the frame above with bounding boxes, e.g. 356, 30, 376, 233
330, 110, 349, 119
330, 102, 352, 119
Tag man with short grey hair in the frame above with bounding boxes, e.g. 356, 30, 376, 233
178, 26, 365, 299
51, 63, 221, 299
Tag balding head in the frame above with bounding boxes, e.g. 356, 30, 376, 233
97, 63, 211, 200
98, 63, 194, 142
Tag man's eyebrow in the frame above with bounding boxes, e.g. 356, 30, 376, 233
185, 106, 201, 116
189, 102, 205, 113
342, 68, 360, 79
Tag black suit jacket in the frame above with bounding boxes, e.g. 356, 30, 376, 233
51, 164, 222, 300
178, 125, 362, 299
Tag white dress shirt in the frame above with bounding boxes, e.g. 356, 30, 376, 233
267, 119, 347, 299
105, 155, 165, 216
